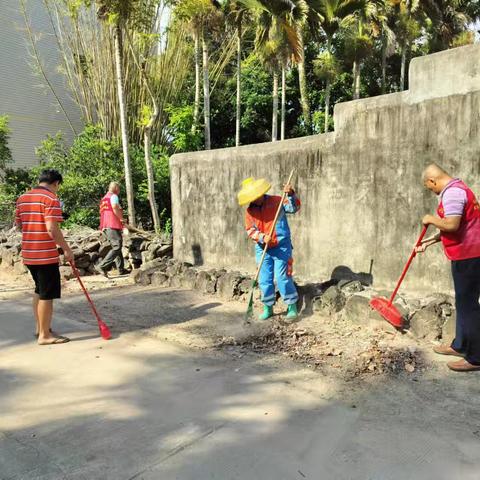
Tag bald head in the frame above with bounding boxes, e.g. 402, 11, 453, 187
422, 163, 453, 195
109, 182, 120, 194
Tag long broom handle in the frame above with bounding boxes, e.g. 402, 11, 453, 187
388, 226, 428, 305
70, 261, 103, 323
252, 169, 295, 284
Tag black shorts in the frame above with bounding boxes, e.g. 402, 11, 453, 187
26, 263, 61, 300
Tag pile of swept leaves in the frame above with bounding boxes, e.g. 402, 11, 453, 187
220, 320, 426, 379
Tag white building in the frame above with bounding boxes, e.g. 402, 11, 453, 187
0, 0, 83, 169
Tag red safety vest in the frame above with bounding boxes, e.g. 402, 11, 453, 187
437, 180, 480, 261
99, 192, 123, 230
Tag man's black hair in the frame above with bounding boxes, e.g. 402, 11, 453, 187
38, 169, 63, 185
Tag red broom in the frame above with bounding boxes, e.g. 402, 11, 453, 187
70, 261, 112, 340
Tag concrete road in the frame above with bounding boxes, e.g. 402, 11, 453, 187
1, 296, 480, 480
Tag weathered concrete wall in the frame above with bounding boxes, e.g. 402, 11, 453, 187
170, 44, 480, 293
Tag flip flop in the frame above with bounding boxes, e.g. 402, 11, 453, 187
34, 329, 67, 339
38, 336, 70, 345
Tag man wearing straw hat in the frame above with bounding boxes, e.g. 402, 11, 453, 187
238, 177, 301, 321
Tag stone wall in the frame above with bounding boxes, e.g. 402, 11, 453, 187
0, 227, 172, 279
170, 44, 480, 293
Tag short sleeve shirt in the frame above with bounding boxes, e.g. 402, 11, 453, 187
110, 194, 120, 206
440, 179, 467, 217
15, 186, 63, 265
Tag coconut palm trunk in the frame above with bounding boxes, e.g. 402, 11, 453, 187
272, 71, 279, 142
400, 42, 408, 91
113, 22, 135, 226
381, 33, 388, 94
192, 30, 201, 134
235, 23, 242, 147
281, 66, 286, 140
297, 29, 311, 133
324, 80, 331, 133
353, 60, 361, 99
202, 32, 211, 150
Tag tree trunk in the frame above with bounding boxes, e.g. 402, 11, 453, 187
113, 23, 135, 226
281, 66, 286, 141
144, 129, 161, 231
272, 71, 279, 142
353, 60, 361, 100
202, 32, 211, 150
400, 42, 408, 91
192, 30, 201, 135
324, 80, 331, 133
381, 35, 387, 94
235, 23, 242, 147
297, 29, 311, 133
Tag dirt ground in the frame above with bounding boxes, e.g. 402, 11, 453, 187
0, 270, 451, 380
2, 270, 480, 479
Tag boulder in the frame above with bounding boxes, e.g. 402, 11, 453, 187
341, 294, 398, 333
313, 286, 346, 314
442, 311, 456, 342
156, 244, 173, 258
0, 249, 15, 270
59, 266, 75, 281
151, 271, 170, 287
195, 270, 218, 295
216, 271, 243, 299
179, 268, 198, 289
338, 279, 364, 295
75, 254, 92, 270
131, 269, 152, 286
13, 261, 27, 275
409, 305, 443, 341
83, 240, 100, 253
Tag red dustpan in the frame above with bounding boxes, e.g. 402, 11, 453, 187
70, 262, 112, 340
370, 226, 427, 328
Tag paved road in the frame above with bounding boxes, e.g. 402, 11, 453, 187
1, 295, 480, 480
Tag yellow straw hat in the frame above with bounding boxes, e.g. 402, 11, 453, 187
237, 177, 271, 206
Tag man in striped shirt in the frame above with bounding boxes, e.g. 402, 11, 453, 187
15, 169, 74, 345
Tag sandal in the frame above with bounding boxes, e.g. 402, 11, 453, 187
38, 336, 70, 345
34, 329, 67, 339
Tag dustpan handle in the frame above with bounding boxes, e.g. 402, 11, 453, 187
388, 226, 428, 305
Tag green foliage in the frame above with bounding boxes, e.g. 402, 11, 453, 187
313, 51, 341, 82
166, 105, 203, 152
0, 115, 13, 171
33, 125, 171, 230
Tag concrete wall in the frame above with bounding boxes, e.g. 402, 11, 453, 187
170, 44, 480, 293
0, 0, 83, 168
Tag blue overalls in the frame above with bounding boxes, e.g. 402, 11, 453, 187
246, 193, 300, 306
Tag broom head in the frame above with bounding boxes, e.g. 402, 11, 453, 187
369, 297, 404, 329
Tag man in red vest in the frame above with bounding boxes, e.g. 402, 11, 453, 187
416, 164, 480, 372
96, 182, 129, 277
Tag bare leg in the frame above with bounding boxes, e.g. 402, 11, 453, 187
37, 300, 54, 344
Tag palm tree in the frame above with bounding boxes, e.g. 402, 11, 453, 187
375, 0, 397, 94
175, 0, 222, 150
243, 0, 307, 141
422, 0, 472, 52
224, 0, 251, 146
392, 0, 423, 91
309, 0, 366, 131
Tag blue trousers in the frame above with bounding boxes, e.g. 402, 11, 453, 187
451, 257, 480, 365
255, 243, 298, 306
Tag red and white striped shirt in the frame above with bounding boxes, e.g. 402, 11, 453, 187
15, 186, 63, 265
